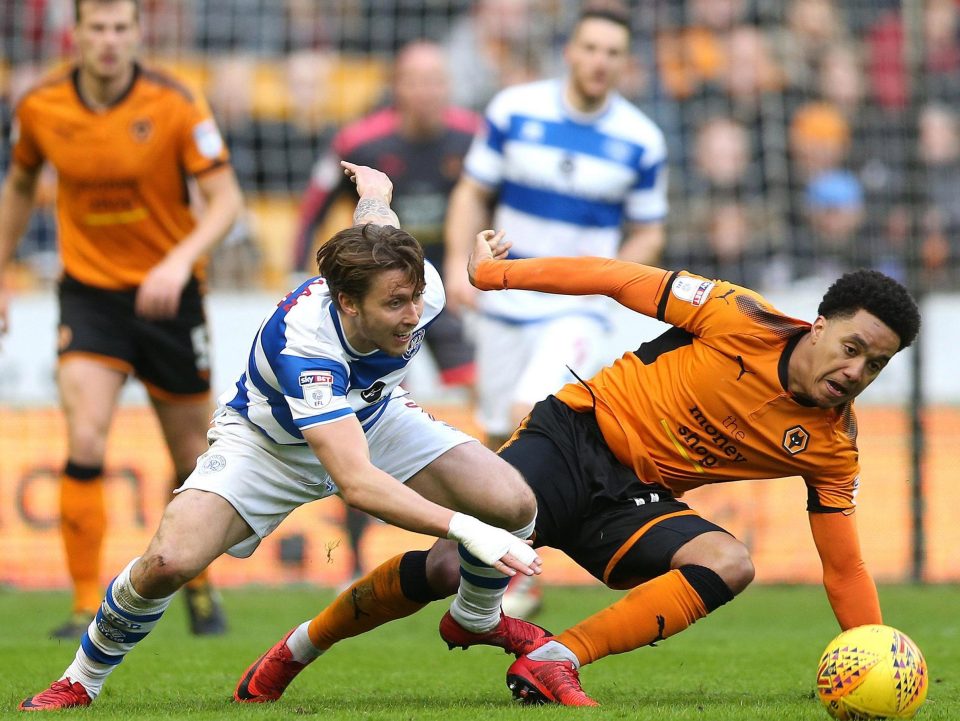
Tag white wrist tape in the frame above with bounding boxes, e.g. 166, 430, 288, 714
447, 512, 538, 568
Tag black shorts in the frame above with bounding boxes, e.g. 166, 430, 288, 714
499, 396, 728, 589
57, 274, 211, 398
425, 308, 474, 385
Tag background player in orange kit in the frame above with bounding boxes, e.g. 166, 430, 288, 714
236, 226, 919, 707
0, 0, 242, 637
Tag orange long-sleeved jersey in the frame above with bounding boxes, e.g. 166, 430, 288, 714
475, 255, 881, 628
12, 63, 230, 290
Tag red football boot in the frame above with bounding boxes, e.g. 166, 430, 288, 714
19, 679, 92, 711
234, 628, 310, 703
507, 645, 599, 707
439, 610, 550, 656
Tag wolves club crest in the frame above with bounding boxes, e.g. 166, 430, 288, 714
782, 425, 810, 455
130, 118, 153, 143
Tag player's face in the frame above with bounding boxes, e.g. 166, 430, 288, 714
394, 45, 449, 130
565, 18, 630, 108
803, 309, 900, 408
74, 0, 140, 82
340, 269, 425, 357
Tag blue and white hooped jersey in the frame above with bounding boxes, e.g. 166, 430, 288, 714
220, 261, 444, 445
465, 77, 668, 322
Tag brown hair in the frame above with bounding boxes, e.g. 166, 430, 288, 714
316, 224, 425, 310
75, 0, 140, 22
576, 0, 631, 34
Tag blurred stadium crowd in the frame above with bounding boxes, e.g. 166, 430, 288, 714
3, 0, 959, 293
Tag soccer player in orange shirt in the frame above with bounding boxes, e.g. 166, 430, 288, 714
0, 0, 242, 638
233, 228, 919, 708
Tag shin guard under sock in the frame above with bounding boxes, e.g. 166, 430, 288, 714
307, 552, 428, 651
555, 566, 732, 666
60, 463, 106, 614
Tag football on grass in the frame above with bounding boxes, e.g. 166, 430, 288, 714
816, 624, 927, 720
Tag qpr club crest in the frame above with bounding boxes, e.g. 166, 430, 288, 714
300, 370, 334, 409
198, 453, 226, 474
402, 328, 426, 360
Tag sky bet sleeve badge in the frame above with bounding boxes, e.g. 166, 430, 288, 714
299, 371, 334, 409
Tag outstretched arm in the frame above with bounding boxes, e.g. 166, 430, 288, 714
303, 418, 541, 577
469, 233, 673, 319
809, 510, 882, 629
341, 161, 400, 227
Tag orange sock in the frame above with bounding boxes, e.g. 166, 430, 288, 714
308, 554, 426, 650
557, 569, 708, 666
60, 473, 106, 614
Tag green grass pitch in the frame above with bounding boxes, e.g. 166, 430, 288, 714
1, 584, 957, 719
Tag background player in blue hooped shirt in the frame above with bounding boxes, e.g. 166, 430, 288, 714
444, 0, 669, 452
20, 162, 545, 711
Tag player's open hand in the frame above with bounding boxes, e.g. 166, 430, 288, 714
447, 512, 542, 577
135, 253, 192, 319
466, 229, 511, 286
341, 161, 393, 203
494, 539, 543, 578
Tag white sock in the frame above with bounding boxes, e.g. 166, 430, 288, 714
286, 621, 324, 664
527, 640, 581, 668
61, 557, 174, 699
450, 516, 536, 632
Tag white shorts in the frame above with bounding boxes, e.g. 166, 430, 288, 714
475, 313, 608, 437
177, 399, 475, 558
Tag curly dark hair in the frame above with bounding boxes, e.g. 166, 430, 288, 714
817, 269, 921, 350
316, 224, 425, 311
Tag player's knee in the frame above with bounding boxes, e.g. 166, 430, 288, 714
512, 480, 537, 528
480, 460, 537, 531
132, 550, 196, 597
424, 540, 461, 597
715, 543, 755, 594
673, 533, 754, 595
63, 402, 110, 443
502, 462, 537, 520
67, 426, 109, 461
501, 492, 537, 534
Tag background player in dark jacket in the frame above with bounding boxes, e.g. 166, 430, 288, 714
293, 39, 478, 392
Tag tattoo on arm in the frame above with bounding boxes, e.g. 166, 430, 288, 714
354, 198, 400, 227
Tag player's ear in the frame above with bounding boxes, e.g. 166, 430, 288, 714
338, 292, 360, 317
810, 316, 827, 343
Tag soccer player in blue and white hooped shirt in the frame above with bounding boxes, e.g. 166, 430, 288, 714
20, 163, 544, 711
444, 1, 669, 450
